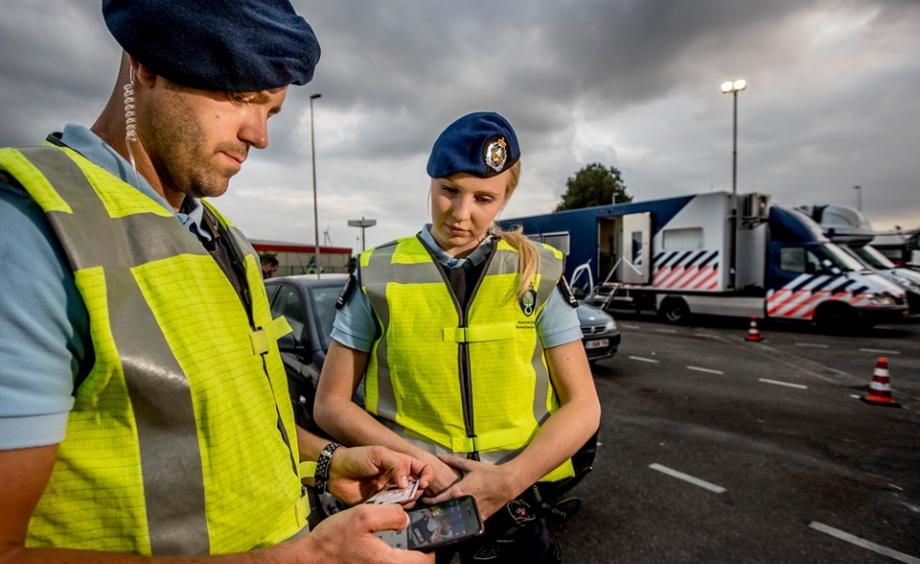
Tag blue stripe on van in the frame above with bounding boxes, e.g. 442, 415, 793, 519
684, 250, 708, 268
791, 275, 822, 292
698, 250, 719, 268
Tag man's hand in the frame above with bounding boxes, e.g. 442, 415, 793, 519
328, 446, 433, 505
280, 504, 435, 564
422, 455, 520, 520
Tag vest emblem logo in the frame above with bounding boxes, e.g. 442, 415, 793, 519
519, 288, 537, 316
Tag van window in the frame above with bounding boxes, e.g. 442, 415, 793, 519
780, 248, 806, 272
781, 247, 831, 274
538, 232, 571, 255
663, 227, 703, 251
631, 231, 643, 266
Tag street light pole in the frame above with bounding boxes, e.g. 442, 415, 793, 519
309, 93, 322, 279
720, 79, 747, 196
853, 185, 862, 212
721, 79, 747, 290
731, 89, 739, 198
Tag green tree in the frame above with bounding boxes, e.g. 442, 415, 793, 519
555, 162, 632, 211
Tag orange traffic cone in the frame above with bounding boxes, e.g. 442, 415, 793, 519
862, 357, 900, 407
745, 317, 764, 342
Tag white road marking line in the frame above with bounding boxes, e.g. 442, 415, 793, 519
860, 348, 901, 355
620, 324, 640, 329
795, 342, 830, 349
809, 521, 920, 564
629, 355, 659, 364
648, 463, 726, 494
695, 332, 720, 338
686, 365, 724, 375
758, 378, 808, 390
849, 394, 860, 399
656, 328, 679, 334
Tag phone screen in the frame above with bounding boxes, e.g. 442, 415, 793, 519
376, 495, 484, 551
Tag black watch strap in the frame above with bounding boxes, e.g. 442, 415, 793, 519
314, 442, 341, 494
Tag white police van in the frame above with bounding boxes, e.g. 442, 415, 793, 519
799, 204, 920, 315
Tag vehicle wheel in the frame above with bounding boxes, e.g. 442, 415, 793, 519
659, 298, 690, 324
814, 302, 862, 334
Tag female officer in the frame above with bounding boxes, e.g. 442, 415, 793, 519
314, 112, 601, 563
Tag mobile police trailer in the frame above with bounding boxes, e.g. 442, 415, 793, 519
500, 192, 908, 328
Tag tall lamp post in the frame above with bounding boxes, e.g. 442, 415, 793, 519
853, 185, 862, 212
720, 79, 746, 197
309, 93, 322, 279
721, 78, 746, 290
347, 217, 377, 252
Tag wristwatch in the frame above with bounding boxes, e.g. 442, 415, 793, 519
313, 441, 341, 494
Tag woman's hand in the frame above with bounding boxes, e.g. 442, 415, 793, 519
328, 445, 432, 506
419, 454, 462, 498
421, 455, 521, 520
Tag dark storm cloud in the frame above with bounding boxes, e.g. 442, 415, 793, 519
1, 0, 917, 240
299, 0, 811, 160
0, 2, 116, 144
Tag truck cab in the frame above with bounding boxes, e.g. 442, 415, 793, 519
799, 204, 920, 315
766, 206, 908, 328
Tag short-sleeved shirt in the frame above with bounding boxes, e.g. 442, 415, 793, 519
330, 226, 582, 353
0, 125, 213, 449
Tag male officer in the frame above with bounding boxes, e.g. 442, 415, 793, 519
0, 2, 432, 563
262, 254, 281, 279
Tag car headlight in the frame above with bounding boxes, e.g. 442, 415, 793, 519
864, 293, 895, 306
604, 319, 617, 331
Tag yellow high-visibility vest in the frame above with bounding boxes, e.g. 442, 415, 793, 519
0, 146, 307, 556
359, 235, 574, 482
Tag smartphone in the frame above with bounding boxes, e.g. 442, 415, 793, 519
375, 495, 484, 551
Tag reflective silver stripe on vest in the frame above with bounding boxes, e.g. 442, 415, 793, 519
362, 238, 563, 460
19, 148, 209, 270
379, 417, 523, 464
21, 147, 209, 555
106, 269, 210, 555
531, 244, 563, 428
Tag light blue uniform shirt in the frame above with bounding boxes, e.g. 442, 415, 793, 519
0, 124, 212, 449
331, 226, 582, 353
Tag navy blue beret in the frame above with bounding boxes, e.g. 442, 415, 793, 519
103, 0, 321, 92
426, 112, 520, 179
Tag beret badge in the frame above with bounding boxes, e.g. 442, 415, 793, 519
484, 136, 508, 173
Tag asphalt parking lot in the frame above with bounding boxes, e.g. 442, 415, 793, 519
557, 315, 920, 563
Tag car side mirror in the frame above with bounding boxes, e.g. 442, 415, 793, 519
278, 333, 310, 361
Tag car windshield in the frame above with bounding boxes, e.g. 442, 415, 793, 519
856, 245, 896, 269
310, 285, 342, 350
819, 243, 868, 272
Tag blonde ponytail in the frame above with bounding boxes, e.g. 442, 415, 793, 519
489, 160, 540, 298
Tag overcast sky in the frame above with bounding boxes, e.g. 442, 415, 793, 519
2, 1, 918, 250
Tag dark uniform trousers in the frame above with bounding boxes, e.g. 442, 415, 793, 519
435, 508, 560, 564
